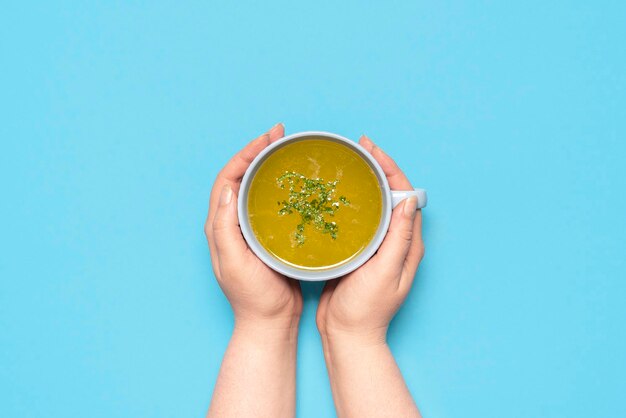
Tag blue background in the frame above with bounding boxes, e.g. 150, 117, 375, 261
1, 1, 625, 417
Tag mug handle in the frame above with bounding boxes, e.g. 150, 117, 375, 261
391, 188, 428, 209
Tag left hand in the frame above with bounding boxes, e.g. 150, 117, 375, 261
205, 124, 303, 330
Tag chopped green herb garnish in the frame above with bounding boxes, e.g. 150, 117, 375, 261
276, 171, 350, 245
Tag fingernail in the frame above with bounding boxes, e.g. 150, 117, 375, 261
403, 197, 418, 218
220, 184, 233, 206
269, 122, 283, 134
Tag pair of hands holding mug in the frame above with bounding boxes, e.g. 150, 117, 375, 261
205, 124, 424, 418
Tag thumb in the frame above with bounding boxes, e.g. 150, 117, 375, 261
212, 184, 249, 265
372, 197, 418, 274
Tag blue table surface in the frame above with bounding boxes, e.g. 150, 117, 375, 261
1, 1, 625, 417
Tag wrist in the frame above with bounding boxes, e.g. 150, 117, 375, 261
319, 325, 388, 351
233, 314, 300, 346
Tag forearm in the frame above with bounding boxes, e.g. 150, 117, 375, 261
321, 331, 421, 418
208, 320, 299, 418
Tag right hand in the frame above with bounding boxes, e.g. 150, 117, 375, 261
316, 135, 425, 344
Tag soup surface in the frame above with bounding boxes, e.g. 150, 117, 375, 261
247, 138, 383, 269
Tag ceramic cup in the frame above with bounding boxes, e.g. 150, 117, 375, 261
238, 131, 427, 281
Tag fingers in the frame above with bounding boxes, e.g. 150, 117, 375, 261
218, 122, 284, 185
219, 131, 270, 183
358, 134, 375, 153
359, 135, 412, 190
206, 123, 283, 252
212, 184, 249, 274
215, 123, 283, 196
401, 210, 424, 285
359, 134, 424, 286
372, 197, 419, 284
268, 123, 285, 143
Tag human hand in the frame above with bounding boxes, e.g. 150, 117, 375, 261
205, 124, 302, 331
316, 135, 424, 345
205, 125, 302, 418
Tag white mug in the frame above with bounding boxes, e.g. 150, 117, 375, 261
238, 131, 427, 281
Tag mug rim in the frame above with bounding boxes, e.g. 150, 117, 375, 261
237, 131, 393, 281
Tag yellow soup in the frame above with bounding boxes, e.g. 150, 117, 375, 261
247, 138, 383, 269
